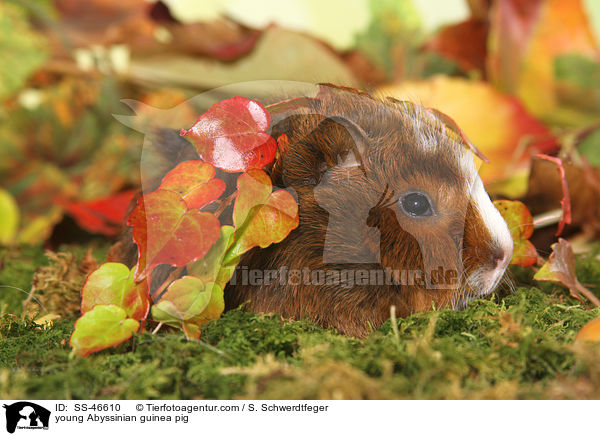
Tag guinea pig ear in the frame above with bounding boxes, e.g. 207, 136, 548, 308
268, 113, 369, 187
321, 116, 369, 170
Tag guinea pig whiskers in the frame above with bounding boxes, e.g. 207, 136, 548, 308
501, 270, 516, 294
451, 259, 477, 309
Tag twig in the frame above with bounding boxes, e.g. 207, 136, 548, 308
390, 305, 400, 345
533, 209, 563, 229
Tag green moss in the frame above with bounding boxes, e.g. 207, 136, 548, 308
0, 245, 47, 315
1, 247, 600, 399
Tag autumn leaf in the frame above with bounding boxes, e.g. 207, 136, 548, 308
534, 238, 600, 306
576, 318, 600, 343
6, 162, 73, 245
180, 97, 277, 172
128, 189, 221, 281
130, 27, 358, 91
81, 262, 150, 321
493, 200, 537, 267
151, 276, 224, 340
0, 3, 49, 101
487, 0, 600, 123
0, 189, 19, 245
159, 18, 262, 61
424, 17, 488, 74
194, 284, 225, 326
158, 160, 225, 209
151, 276, 212, 322
534, 154, 572, 236
525, 157, 600, 235
188, 225, 236, 286
232, 169, 272, 227
223, 169, 299, 264
54, 0, 155, 50
60, 190, 137, 236
70, 304, 139, 358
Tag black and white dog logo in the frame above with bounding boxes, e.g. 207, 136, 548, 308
3, 402, 50, 433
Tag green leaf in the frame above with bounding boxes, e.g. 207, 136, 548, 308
81, 263, 150, 321
70, 305, 139, 358
579, 129, 600, 167
554, 54, 600, 90
151, 276, 214, 323
188, 225, 235, 285
0, 189, 19, 245
0, 3, 48, 101
151, 277, 225, 338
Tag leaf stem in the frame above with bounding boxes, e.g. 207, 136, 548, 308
575, 282, 600, 307
214, 191, 237, 218
151, 322, 163, 335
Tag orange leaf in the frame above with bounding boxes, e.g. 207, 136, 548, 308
487, 0, 600, 117
494, 200, 537, 267
576, 318, 600, 343
158, 160, 226, 209
224, 170, 298, 263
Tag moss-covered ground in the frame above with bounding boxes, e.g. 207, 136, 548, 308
1, 244, 600, 399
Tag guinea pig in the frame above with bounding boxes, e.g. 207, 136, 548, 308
223, 88, 513, 337
114, 86, 513, 338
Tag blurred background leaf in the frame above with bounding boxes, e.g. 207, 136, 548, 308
0, 0, 598, 249
0, 3, 49, 101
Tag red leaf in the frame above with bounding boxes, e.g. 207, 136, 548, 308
180, 97, 277, 172
128, 190, 221, 281
535, 154, 572, 236
424, 18, 489, 74
60, 190, 137, 236
158, 160, 226, 209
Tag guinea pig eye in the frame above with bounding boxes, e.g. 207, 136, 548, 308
399, 191, 434, 218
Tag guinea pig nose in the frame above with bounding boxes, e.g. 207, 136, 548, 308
491, 247, 506, 267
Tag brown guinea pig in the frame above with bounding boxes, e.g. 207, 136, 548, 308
115, 87, 513, 338
224, 88, 513, 337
